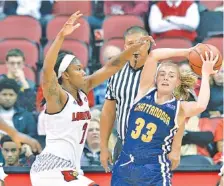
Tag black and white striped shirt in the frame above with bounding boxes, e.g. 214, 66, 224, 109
105, 62, 143, 141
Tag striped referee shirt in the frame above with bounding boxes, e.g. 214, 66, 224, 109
105, 62, 143, 141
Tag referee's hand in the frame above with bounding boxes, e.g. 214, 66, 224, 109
138, 35, 156, 47
100, 148, 113, 173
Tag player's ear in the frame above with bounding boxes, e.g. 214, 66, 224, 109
62, 71, 69, 80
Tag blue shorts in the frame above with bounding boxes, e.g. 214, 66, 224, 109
111, 151, 172, 186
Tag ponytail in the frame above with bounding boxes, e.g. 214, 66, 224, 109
173, 71, 198, 100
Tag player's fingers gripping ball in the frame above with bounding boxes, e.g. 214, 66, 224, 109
189, 43, 223, 76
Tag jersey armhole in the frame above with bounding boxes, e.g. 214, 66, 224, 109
133, 87, 156, 106
45, 93, 69, 115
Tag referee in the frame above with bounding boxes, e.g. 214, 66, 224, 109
100, 26, 153, 172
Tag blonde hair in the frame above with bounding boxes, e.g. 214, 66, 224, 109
158, 61, 198, 101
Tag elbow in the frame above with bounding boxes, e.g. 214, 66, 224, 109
196, 104, 207, 113
148, 49, 160, 60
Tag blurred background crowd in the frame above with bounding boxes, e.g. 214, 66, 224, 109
0, 0, 223, 169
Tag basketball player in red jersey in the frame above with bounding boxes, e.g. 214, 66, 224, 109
30, 11, 153, 186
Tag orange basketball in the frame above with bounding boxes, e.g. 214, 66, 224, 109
189, 43, 223, 76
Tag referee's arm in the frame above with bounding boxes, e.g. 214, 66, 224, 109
100, 80, 116, 150
100, 99, 116, 150
100, 80, 116, 171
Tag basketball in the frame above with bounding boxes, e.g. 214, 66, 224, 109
189, 44, 223, 76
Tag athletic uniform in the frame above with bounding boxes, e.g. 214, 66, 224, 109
111, 87, 180, 186
30, 90, 95, 186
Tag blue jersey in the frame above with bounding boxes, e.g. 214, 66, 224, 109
111, 88, 181, 186
123, 87, 180, 160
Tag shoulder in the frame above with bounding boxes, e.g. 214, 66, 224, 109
179, 100, 187, 109
176, 102, 186, 124
178, 101, 187, 118
178, 101, 184, 113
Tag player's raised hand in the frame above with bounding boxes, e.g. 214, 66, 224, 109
60, 11, 82, 37
200, 51, 219, 76
100, 148, 113, 173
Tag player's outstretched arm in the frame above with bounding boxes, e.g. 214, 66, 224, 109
42, 11, 82, 113
0, 117, 42, 153
85, 36, 153, 91
181, 51, 219, 118
136, 48, 191, 102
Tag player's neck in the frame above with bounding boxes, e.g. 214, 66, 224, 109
130, 56, 147, 69
156, 92, 173, 104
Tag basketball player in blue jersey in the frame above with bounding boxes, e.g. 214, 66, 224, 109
111, 47, 219, 186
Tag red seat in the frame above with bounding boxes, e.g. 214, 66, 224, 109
0, 15, 42, 43
44, 40, 89, 68
154, 38, 193, 62
203, 37, 223, 56
103, 15, 145, 40
53, 1, 92, 16
100, 38, 124, 65
0, 63, 35, 82
200, 0, 223, 10
47, 16, 90, 44
0, 63, 7, 75
0, 39, 39, 68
